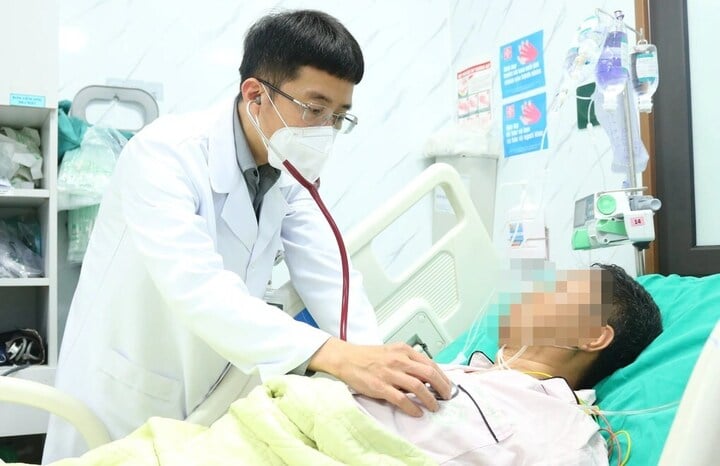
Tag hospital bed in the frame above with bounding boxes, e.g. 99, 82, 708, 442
0, 163, 718, 464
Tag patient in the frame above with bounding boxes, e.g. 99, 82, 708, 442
35, 264, 662, 466
354, 263, 663, 465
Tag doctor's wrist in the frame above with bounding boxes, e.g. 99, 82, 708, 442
307, 336, 348, 377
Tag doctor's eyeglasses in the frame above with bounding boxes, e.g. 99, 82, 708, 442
256, 78, 358, 134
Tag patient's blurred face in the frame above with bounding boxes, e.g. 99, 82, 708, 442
499, 269, 612, 348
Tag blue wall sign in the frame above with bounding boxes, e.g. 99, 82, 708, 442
500, 30, 546, 98
503, 92, 548, 157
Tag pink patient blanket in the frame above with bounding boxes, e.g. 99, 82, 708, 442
354, 360, 609, 465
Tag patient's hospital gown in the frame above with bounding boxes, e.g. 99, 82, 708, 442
355, 357, 609, 465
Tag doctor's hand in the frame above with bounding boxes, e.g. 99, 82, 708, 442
309, 338, 453, 417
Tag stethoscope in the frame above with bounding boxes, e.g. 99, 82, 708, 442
279, 160, 351, 340
239, 97, 351, 340
283, 163, 467, 402
280, 164, 467, 402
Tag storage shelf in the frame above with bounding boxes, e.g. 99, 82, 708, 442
0, 0, 60, 440
0, 278, 49, 287
0, 105, 53, 128
0, 363, 54, 381
0, 189, 50, 207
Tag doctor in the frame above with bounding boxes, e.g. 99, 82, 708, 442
43, 9, 451, 462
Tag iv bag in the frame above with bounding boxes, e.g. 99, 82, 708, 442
595, 11, 630, 111
551, 15, 608, 112
631, 41, 659, 113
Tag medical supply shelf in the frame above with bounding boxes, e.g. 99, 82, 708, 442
0, 107, 59, 436
0, 0, 60, 438
0, 108, 59, 340
0, 279, 50, 287
0, 107, 59, 437
0, 283, 56, 437
0, 190, 50, 207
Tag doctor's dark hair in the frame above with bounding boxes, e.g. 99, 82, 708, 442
578, 263, 663, 389
239, 9, 364, 88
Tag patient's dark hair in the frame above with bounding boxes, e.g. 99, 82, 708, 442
239, 10, 364, 89
578, 263, 663, 389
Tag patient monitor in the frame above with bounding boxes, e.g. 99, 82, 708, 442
268, 163, 499, 358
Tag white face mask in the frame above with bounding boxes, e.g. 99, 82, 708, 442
245, 93, 337, 183
266, 125, 336, 183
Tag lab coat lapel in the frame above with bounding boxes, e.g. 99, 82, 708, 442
252, 184, 288, 263
208, 100, 257, 252
221, 187, 257, 253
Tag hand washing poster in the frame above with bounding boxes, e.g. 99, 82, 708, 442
500, 30, 545, 98
500, 29, 548, 157
503, 92, 548, 157
457, 61, 492, 129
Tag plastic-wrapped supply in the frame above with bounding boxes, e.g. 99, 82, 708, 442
0, 127, 43, 190
67, 205, 100, 264
0, 218, 43, 278
1, 127, 41, 154
0, 141, 17, 188
1, 216, 42, 256
57, 126, 127, 210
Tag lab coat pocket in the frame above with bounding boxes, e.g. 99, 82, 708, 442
97, 349, 184, 433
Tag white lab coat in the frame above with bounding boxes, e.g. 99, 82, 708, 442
42, 99, 380, 462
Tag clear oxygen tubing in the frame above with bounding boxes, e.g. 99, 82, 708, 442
280, 159, 350, 341
495, 345, 528, 370
581, 400, 681, 417
494, 343, 629, 464
494, 343, 678, 417
481, 344, 677, 424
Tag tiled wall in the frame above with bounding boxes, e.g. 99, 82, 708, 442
59, 0, 642, 279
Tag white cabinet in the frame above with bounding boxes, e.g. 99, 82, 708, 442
0, 0, 59, 437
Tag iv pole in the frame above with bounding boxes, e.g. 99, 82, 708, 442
596, 8, 648, 275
